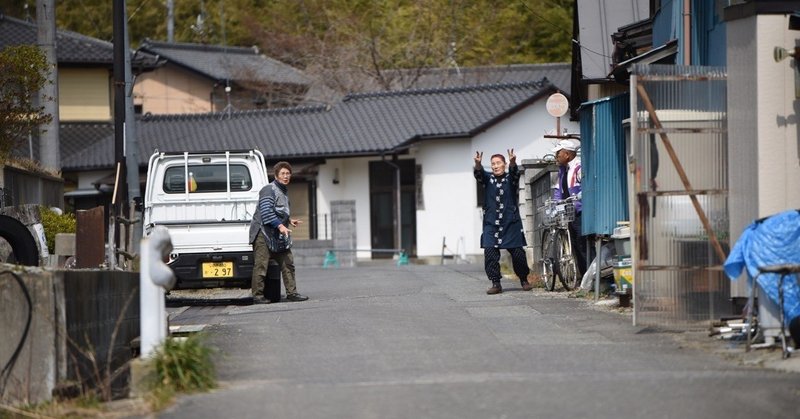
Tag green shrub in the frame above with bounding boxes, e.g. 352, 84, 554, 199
152, 334, 216, 394
39, 206, 76, 253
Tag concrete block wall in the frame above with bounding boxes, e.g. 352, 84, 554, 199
0, 266, 61, 405
331, 200, 357, 267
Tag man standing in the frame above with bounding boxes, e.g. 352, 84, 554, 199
474, 149, 533, 294
552, 139, 587, 275
249, 161, 309, 304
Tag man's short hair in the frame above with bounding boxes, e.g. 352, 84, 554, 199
273, 161, 292, 176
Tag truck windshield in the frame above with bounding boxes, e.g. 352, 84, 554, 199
163, 164, 253, 193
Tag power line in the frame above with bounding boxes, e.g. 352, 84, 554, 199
517, 0, 570, 34
517, 0, 613, 60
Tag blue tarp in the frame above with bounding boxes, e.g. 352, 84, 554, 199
724, 209, 800, 326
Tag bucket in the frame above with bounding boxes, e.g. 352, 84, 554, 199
612, 257, 633, 293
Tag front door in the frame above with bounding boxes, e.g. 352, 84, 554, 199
369, 159, 417, 258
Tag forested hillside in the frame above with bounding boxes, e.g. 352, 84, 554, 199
0, 1, 571, 96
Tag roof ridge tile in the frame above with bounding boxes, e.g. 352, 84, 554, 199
342, 79, 551, 102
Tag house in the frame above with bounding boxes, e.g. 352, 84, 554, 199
0, 14, 160, 124
0, 14, 160, 207
61, 73, 578, 264
569, 0, 800, 327
134, 40, 311, 114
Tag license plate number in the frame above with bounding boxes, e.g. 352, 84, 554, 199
202, 262, 233, 278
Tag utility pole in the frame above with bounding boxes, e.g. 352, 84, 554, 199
124, 3, 142, 255
112, 0, 128, 268
36, 0, 59, 172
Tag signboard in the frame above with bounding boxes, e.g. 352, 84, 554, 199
546, 93, 569, 118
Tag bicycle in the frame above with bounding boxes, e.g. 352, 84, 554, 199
538, 195, 580, 291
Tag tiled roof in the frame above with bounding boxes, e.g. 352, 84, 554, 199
139, 40, 309, 86
0, 14, 159, 67
381, 63, 571, 95
303, 63, 571, 104
61, 79, 557, 171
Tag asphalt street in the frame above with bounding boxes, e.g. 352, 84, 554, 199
159, 263, 800, 419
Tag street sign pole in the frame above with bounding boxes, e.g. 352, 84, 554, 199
546, 92, 569, 136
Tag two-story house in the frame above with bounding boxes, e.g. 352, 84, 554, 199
134, 40, 311, 114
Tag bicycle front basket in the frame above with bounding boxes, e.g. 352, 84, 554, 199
559, 202, 575, 222
540, 203, 559, 227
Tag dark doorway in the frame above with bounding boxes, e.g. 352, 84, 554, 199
369, 159, 417, 258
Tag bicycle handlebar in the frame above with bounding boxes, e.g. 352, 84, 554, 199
541, 195, 579, 206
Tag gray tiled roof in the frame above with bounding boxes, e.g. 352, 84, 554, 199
61, 79, 557, 171
380, 63, 571, 95
303, 63, 571, 104
139, 40, 309, 86
0, 14, 159, 67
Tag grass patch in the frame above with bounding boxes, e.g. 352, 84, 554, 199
146, 334, 216, 411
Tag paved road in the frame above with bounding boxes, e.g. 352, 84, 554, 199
160, 264, 799, 419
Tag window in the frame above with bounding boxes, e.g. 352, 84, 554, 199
163, 164, 252, 193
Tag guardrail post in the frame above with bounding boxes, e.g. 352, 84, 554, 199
139, 226, 175, 358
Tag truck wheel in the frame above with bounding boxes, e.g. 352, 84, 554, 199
0, 215, 40, 266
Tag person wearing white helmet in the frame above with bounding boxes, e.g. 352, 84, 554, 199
552, 139, 587, 275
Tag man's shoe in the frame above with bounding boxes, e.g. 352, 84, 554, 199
486, 285, 503, 295
521, 281, 533, 291
286, 293, 309, 302
252, 296, 272, 305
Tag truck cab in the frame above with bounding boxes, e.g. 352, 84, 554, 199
143, 150, 269, 289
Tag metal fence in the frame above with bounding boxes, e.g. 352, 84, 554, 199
630, 64, 732, 328
528, 165, 559, 266
2, 166, 64, 208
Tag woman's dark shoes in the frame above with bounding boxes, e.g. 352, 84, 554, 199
486, 285, 503, 295
252, 296, 272, 305
287, 293, 309, 302
521, 281, 534, 291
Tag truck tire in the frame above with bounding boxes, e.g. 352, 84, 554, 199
0, 215, 40, 266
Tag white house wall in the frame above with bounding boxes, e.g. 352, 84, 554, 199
727, 13, 800, 297
753, 15, 800, 215
316, 157, 372, 259
413, 138, 480, 258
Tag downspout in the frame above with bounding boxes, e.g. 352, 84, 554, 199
382, 153, 402, 252
683, 0, 691, 65
309, 179, 318, 239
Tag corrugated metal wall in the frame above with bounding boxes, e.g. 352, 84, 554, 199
580, 94, 630, 236
631, 64, 731, 329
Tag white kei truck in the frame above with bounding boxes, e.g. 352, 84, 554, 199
142, 150, 269, 289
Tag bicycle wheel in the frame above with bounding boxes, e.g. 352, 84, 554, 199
556, 229, 579, 290
540, 229, 556, 291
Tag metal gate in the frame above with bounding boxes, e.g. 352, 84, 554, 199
630, 64, 732, 328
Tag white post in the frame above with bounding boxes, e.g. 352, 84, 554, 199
139, 226, 175, 358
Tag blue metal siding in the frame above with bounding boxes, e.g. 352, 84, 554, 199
579, 93, 630, 236
654, 0, 727, 66
652, 0, 680, 53
693, 0, 726, 66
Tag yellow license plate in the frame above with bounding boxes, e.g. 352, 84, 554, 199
202, 262, 233, 278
